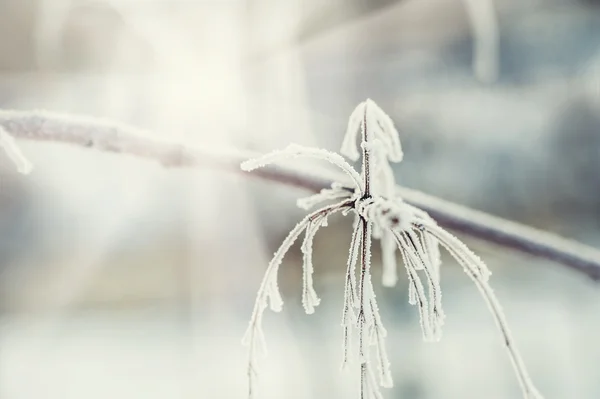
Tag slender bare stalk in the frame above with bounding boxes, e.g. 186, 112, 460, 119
1, 109, 599, 280
425, 223, 542, 398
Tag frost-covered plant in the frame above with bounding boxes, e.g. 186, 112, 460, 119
240, 99, 543, 399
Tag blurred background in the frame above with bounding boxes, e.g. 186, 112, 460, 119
0, 0, 599, 398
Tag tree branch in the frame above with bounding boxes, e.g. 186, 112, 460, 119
1, 109, 599, 281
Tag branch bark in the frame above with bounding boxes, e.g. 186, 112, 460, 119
1, 109, 600, 281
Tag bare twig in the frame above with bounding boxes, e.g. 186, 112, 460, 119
1, 109, 600, 281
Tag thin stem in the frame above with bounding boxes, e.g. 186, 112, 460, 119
243, 199, 352, 397
2, 110, 600, 281
241, 144, 363, 191
362, 103, 371, 197
358, 217, 370, 399
341, 218, 361, 368
426, 224, 542, 398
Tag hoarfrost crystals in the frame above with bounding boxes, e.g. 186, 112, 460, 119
241, 99, 543, 399
341, 98, 403, 163
301, 216, 325, 314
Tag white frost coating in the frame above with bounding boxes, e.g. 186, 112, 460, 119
365, 364, 385, 399
241, 143, 363, 190
241, 99, 543, 399
421, 229, 442, 280
398, 183, 600, 281
301, 216, 325, 314
341, 99, 403, 163
242, 216, 309, 351
418, 231, 445, 336
0, 127, 33, 174
425, 223, 542, 399
345, 219, 362, 307
365, 101, 403, 163
340, 101, 365, 161
297, 183, 351, 210
341, 218, 362, 369
353, 220, 393, 394
407, 278, 417, 305
341, 99, 411, 288
372, 318, 393, 388
366, 277, 393, 388
397, 231, 445, 341
404, 229, 426, 271
427, 224, 491, 281
266, 275, 283, 312
396, 233, 433, 340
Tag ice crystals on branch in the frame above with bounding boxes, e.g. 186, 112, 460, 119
343, 98, 413, 288
241, 99, 543, 399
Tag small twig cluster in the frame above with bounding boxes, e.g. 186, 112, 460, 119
241, 99, 543, 399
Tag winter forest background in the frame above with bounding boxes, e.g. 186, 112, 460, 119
0, 0, 599, 398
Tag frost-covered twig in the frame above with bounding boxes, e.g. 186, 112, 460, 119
241, 198, 353, 398
342, 99, 404, 288
0, 109, 599, 281
241, 99, 543, 399
423, 223, 540, 397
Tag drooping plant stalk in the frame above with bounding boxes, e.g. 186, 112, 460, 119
240, 99, 544, 399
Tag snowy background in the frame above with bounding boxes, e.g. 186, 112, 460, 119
0, 0, 599, 398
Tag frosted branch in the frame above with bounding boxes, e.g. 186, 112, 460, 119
241, 143, 363, 190
425, 223, 543, 399
396, 232, 434, 340
300, 215, 325, 314
341, 216, 362, 369
1, 110, 599, 281
242, 199, 352, 397
342, 99, 403, 163
297, 183, 351, 210
398, 230, 445, 340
